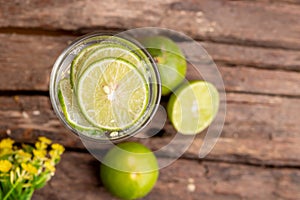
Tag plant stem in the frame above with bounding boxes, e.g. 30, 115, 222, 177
3, 178, 21, 200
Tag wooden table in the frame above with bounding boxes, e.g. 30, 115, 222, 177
1, 0, 300, 199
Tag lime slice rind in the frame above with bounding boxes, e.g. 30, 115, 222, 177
77, 58, 149, 131
72, 44, 145, 89
70, 43, 101, 88
58, 78, 105, 137
71, 35, 151, 89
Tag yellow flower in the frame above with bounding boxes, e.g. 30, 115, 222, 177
16, 150, 32, 162
0, 138, 14, 149
21, 163, 38, 174
35, 141, 48, 150
51, 144, 65, 154
49, 150, 56, 157
0, 148, 12, 157
44, 161, 55, 173
0, 160, 12, 173
38, 137, 52, 145
33, 149, 47, 159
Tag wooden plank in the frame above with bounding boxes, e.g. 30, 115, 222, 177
1, 0, 300, 49
1, 34, 300, 97
144, 137, 300, 167
248, 0, 300, 5
0, 95, 82, 147
1, 93, 299, 166
218, 65, 300, 97
33, 151, 300, 200
182, 42, 300, 71
0, 34, 72, 91
186, 62, 300, 97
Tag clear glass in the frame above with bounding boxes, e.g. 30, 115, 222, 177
49, 32, 161, 143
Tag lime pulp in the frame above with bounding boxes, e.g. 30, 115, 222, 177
167, 81, 219, 135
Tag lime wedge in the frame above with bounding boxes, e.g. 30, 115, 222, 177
167, 81, 219, 135
77, 58, 149, 131
58, 78, 103, 135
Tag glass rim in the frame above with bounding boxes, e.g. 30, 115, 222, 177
49, 31, 161, 143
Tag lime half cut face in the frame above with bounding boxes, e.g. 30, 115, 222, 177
167, 81, 219, 135
77, 58, 149, 131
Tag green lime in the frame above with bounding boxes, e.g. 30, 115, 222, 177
167, 81, 219, 135
71, 43, 144, 88
77, 58, 149, 131
139, 36, 187, 95
58, 79, 103, 135
100, 142, 159, 200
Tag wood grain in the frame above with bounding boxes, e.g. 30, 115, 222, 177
1, 34, 300, 97
1, 0, 300, 50
1, 0, 299, 199
185, 42, 300, 71
1, 93, 299, 166
32, 152, 300, 200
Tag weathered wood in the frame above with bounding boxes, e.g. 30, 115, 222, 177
0, 34, 72, 91
218, 65, 300, 97
186, 62, 300, 97
33, 151, 300, 200
1, 0, 300, 50
249, 0, 300, 5
1, 93, 299, 166
143, 137, 300, 167
0, 95, 82, 147
1, 34, 300, 97
183, 42, 300, 71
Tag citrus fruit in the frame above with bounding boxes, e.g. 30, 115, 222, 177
167, 81, 219, 135
58, 78, 103, 136
100, 142, 159, 200
139, 36, 187, 95
77, 58, 149, 131
71, 43, 144, 88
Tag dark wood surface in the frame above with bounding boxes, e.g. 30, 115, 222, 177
0, 0, 299, 199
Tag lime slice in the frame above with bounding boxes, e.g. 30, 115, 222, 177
77, 58, 149, 130
70, 44, 100, 88
75, 44, 143, 86
58, 78, 103, 135
167, 81, 219, 135
71, 36, 150, 88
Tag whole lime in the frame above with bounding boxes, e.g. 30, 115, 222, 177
100, 142, 159, 200
139, 36, 187, 96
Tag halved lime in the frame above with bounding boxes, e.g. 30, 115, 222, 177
58, 79, 103, 135
77, 58, 149, 131
167, 81, 219, 135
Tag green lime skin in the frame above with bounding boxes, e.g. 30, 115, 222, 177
139, 36, 187, 96
100, 142, 159, 200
